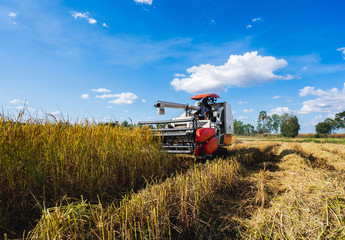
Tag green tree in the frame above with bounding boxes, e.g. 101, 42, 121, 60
121, 120, 129, 127
234, 119, 255, 136
334, 111, 345, 131
315, 118, 336, 134
257, 111, 272, 133
234, 119, 244, 135
280, 114, 300, 137
271, 114, 281, 134
243, 123, 255, 135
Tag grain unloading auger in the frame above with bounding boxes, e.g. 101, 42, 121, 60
138, 93, 234, 157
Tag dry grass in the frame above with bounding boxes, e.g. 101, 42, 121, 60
28, 159, 240, 239
240, 142, 345, 239
2, 116, 345, 239
0, 117, 193, 237
26, 140, 284, 239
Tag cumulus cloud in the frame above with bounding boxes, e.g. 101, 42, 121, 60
174, 73, 186, 78
299, 86, 326, 97
134, 0, 153, 5
9, 99, 26, 104
71, 11, 97, 25
92, 88, 111, 93
102, 22, 109, 28
272, 96, 281, 99
96, 94, 116, 99
270, 107, 294, 115
246, 25, 252, 29
142, 99, 147, 103
243, 108, 254, 113
108, 92, 139, 105
337, 47, 345, 60
299, 83, 345, 114
171, 51, 292, 94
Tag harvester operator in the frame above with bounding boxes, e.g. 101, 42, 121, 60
193, 97, 212, 120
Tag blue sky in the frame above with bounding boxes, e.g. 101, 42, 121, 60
1, 0, 345, 133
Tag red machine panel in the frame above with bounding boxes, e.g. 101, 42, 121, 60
195, 128, 216, 143
205, 137, 218, 154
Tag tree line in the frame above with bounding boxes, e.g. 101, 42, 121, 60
235, 110, 345, 137
315, 111, 345, 134
234, 111, 300, 137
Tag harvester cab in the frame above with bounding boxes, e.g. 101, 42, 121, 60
138, 93, 234, 157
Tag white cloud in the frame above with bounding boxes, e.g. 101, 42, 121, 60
246, 25, 252, 29
108, 92, 139, 105
252, 17, 262, 22
71, 11, 89, 19
243, 108, 254, 113
9, 99, 26, 104
238, 101, 248, 104
8, 12, 18, 18
299, 86, 334, 97
337, 47, 345, 60
96, 94, 116, 99
71, 11, 97, 25
171, 51, 292, 94
299, 83, 345, 114
88, 18, 97, 25
238, 116, 248, 120
105, 106, 112, 109
142, 99, 147, 103
210, 19, 216, 24
326, 113, 336, 119
51, 111, 61, 115
272, 96, 281, 99
270, 107, 294, 115
81, 94, 89, 99
134, 0, 153, 5
92, 88, 111, 93
15, 106, 36, 111
102, 22, 109, 28
174, 73, 186, 78
310, 114, 323, 125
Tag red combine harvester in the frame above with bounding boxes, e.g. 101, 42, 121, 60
138, 93, 234, 157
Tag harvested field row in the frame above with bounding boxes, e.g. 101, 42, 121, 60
236, 141, 345, 239
29, 140, 345, 239
28, 159, 241, 239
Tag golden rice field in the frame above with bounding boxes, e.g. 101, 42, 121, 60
1, 117, 345, 239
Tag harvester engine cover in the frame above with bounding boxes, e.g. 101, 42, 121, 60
195, 128, 216, 143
